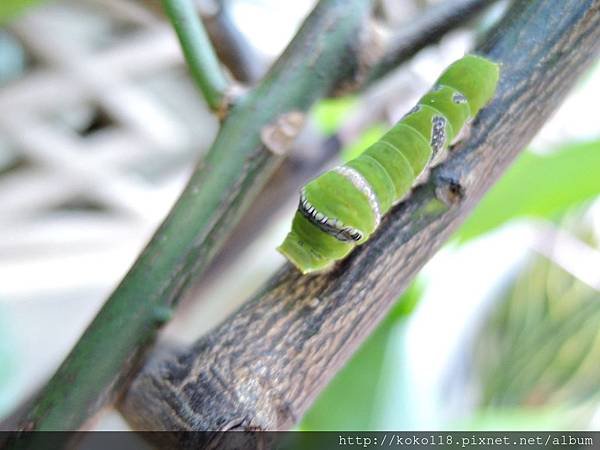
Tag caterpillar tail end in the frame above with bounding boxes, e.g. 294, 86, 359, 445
277, 233, 334, 275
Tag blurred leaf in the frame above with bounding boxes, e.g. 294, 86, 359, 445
457, 139, 600, 241
299, 283, 422, 430
473, 243, 600, 416
455, 407, 581, 431
341, 124, 387, 162
312, 96, 359, 136
0, 0, 46, 22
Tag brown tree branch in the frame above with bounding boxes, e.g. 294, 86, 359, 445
120, 0, 600, 439
367, 0, 495, 83
202, 1, 266, 83
145, 0, 265, 83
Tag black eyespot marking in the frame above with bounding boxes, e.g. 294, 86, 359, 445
452, 92, 467, 104
430, 116, 447, 156
299, 192, 364, 243
405, 104, 421, 117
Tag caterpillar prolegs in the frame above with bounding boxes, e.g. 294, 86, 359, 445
278, 54, 500, 274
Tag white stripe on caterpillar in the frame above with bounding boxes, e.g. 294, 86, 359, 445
333, 166, 381, 227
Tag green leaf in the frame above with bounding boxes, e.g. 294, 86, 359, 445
340, 124, 387, 162
457, 139, 600, 241
299, 283, 422, 430
0, 0, 46, 23
312, 96, 359, 136
455, 407, 579, 431
473, 254, 600, 412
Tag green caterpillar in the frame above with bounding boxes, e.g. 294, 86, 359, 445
278, 54, 500, 274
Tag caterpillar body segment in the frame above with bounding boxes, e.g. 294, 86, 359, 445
278, 55, 500, 274
346, 156, 396, 215
435, 54, 500, 116
419, 85, 471, 142
379, 124, 432, 176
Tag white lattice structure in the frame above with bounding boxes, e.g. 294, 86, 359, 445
0, 0, 219, 420
0, 0, 219, 300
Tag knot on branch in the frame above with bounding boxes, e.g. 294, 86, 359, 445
261, 111, 307, 156
216, 84, 247, 120
434, 175, 466, 206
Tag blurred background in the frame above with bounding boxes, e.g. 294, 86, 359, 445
1, 0, 599, 432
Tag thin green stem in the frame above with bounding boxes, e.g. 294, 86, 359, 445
162, 0, 229, 111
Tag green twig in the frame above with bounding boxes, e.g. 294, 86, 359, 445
162, 0, 229, 111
